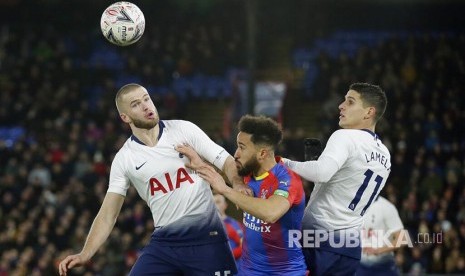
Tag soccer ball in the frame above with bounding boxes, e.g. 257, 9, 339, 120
100, 1, 145, 46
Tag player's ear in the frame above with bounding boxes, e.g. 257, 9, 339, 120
257, 148, 267, 160
364, 107, 376, 120
120, 113, 131, 123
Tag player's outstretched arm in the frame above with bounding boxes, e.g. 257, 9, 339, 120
58, 192, 125, 276
282, 156, 340, 183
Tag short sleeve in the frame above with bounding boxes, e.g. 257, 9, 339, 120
107, 152, 130, 196
183, 121, 231, 169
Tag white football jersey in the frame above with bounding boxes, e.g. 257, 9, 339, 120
361, 196, 404, 265
108, 120, 230, 245
293, 129, 391, 231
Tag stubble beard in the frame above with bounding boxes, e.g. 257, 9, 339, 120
132, 117, 159, 130
237, 156, 260, 177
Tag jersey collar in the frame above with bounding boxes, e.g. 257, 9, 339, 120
252, 156, 282, 180
131, 120, 165, 146
360, 128, 378, 140
254, 171, 269, 180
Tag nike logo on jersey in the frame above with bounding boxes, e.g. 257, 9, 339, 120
135, 161, 147, 170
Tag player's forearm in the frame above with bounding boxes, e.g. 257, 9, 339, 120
222, 186, 285, 223
80, 214, 117, 260
380, 230, 405, 253
80, 192, 124, 260
284, 156, 339, 183
366, 230, 405, 255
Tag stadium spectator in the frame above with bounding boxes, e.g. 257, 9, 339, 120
357, 195, 407, 276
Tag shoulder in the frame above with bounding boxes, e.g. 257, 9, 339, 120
164, 120, 201, 132
114, 138, 131, 159
164, 119, 197, 127
327, 129, 359, 148
274, 161, 293, 178
377, 139, 391, 157
331, 129, 366, 138
377, 196, 397, 211
329, 129, 379, 146
110, 147, 130, 173
274, 162, 303, 185
330, 129, 355, 140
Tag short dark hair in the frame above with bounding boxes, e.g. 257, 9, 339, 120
238, 115, 282, 150
350, 82, 387, 122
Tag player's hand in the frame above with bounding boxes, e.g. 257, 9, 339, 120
58, 253, 88, 276
362, 247, 379, 255
196, 165, 228, 194
176, 144, 205, 170
232, 182, 253, 197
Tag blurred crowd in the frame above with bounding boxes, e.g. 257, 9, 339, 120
0, 1, 464, 276
0, 2, 246, 276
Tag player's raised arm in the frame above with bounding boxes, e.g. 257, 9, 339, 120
58, 192, 125, 276
283, 129, 351, 183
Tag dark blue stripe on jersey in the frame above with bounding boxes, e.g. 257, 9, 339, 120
348, 169, 373, 211
360, 174, 383, 216
158, 120, 165, 140
131, 120, 165, 145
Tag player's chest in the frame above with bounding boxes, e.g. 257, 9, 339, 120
128, 146, 188, 181
249, 179, 277, 199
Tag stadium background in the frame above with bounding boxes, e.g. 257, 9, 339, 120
0, 0, 464, 274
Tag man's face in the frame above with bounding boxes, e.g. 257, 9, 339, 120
338, 90, 372, 129
120, 87, 159, 129
234, 132, 260, 176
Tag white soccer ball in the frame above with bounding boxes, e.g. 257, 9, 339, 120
100, 1, 145, 46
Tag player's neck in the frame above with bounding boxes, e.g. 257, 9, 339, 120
255, 158, 277, 176
345, 122, 375, 132
360, 125, 375, 132
132, 125, 160, 147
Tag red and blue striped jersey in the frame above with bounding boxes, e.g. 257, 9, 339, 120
223, 216, 243, 260
239, 157, 307, 275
